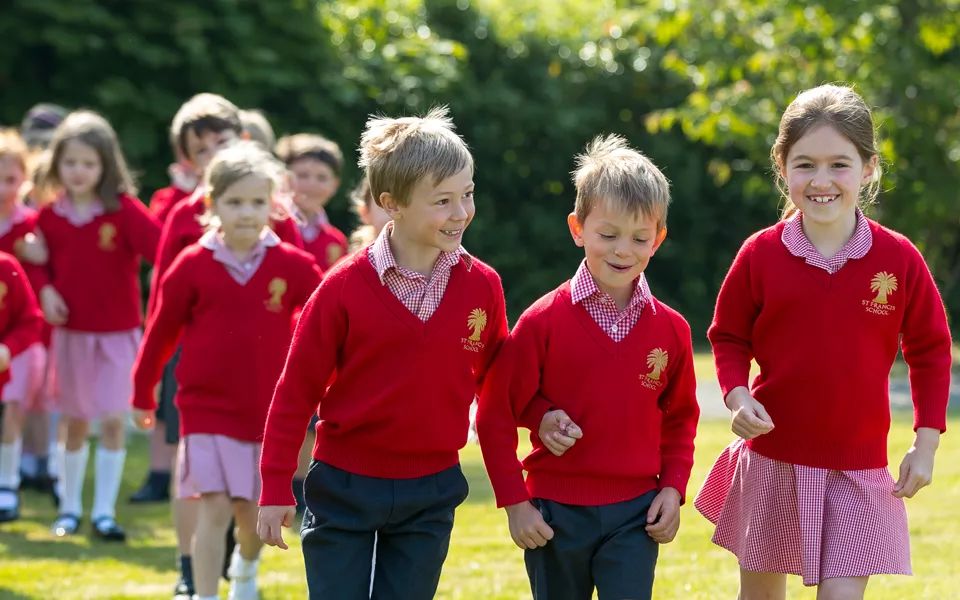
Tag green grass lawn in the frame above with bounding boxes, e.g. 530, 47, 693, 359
1, 413, 958, 599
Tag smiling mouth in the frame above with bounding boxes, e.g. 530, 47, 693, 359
606, 261, 633, 272
808, 195, 839, 204
441, 228, 463, 237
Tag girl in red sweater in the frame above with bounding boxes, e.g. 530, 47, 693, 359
33, 111, 161, 542
131, 142, 320, 600
696, 85, 953, 599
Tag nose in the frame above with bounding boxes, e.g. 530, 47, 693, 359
451, 199, 469, 221
810, 166, 831, 189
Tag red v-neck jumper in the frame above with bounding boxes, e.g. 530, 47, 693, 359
131, 242, 321, 442
477, 283, 699, 507
708, 220, 952, 470
259, 250, 509, 506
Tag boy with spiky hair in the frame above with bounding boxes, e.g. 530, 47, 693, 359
258, 107, 508, 599
477, 135, 699, 600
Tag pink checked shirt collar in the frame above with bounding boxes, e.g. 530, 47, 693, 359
781, 209, 872, 274
296, 207, 330, 243
570, 259, 656, 314
52, 193, 105, 227
368, 221, 473, 284
198, 228, 280, 285
0, 203, 34, 238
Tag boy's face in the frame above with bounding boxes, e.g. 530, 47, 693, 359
568, 200, 666, 301
184, 128, 239, 174
385, 165, 474, 254
289, 158, 339, 215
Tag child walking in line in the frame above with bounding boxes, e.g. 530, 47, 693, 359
477, 135, 699, 600
33, 110, 162, 541
347, 176, 391, 253
258, 107, 508, 600
695, 84, 953, 599
132, 141, 321, 600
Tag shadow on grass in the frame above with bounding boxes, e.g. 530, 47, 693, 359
0, 522, 176, 570
0, 587, 33, 600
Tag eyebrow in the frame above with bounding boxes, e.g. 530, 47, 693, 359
434, 184, 474, 196
791, 154, 854, 162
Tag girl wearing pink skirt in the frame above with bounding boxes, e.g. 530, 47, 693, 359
33, 111, 161, 541
131, 142, 320, 600
696, 84, 952, 599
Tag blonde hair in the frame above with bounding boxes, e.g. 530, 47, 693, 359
358, 106, 473, 207
36, 110, 136, 210
202, 141, 290, 225
0, 129, 29, 173
772, 84, 881, 220
239, 109, 276, 150
348, 177, 377, 251
572, 134, 671, 229
171, 93, 242, 159
276, 133, 343, 175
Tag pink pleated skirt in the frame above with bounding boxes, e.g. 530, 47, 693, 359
2, 343, 48, 411
177, 433, 261, 502
695, 439, 911, 586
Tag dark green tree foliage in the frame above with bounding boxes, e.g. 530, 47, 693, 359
1, 0, 956, 338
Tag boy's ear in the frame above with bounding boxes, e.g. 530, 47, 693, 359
651, 227, 668, 253
567, 213, 585, 247
379, 192, 402, 219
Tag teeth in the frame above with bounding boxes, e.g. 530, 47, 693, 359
441, 229, 461, 235
810, 195, 837, 204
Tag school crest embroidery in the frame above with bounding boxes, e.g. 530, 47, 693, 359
862, 271, 898, 316
462, 308, 487, 352
640, 347, 668, 390
0, 282, 7, 309
265, 277, 287, 312
98, 223, 117, 251
326, 243, 343, 267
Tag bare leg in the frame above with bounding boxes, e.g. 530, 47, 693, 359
738, 569, 787, 600
233, 499, 264, 561
816, 577, 868, 600
1, 402, 24, 445
149, 420, 177, 470
193, 492, 233, 597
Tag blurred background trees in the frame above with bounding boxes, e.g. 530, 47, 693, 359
2, 0, 957, 338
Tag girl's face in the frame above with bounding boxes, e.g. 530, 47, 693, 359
289, 158, 339, 215
213, 174, 273, 250
783, 124, 877, 230
0, 156, 25, 208
58, 139, 102, 199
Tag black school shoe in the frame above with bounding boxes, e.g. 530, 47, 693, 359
91, 515, 126, 542
173, 555, 195, 599
129, 470, 171, 503
51, 513, 81, 537
0, 487, 20, 523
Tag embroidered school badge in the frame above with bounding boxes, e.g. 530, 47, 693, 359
640, 347, 668, 390
326, 243, 343, 267
462, 308, 487, 352
265, 277, 287, 312
0, 282, 6, 309
862, 271, 898, 316
98, 223, 117, 251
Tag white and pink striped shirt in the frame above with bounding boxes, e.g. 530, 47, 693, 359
781, 209, 872, 273
569, 259, 656, 342
367, 222, 472, 321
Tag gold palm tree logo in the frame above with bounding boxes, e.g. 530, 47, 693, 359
646, 348, 668, 381
98, 223, 117, 250
267, 277, 288, 308
0, 282, 6, 309
467, 308, 487, 342
870, 272, 898, 304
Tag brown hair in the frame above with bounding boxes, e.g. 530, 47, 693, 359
275, 133, 343, 176
171, 93, 242, 160
771, 84, 881, 219
37, 110, 136, 210
358, 106, 473, 207
348, 177, 377, 251
239, 109, 276, 150
572, 134, 671, 230
202, 140, 289, 225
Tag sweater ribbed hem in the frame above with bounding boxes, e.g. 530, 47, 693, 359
748, 437, 888, 470
527, 473, 658, 506
315, 440, 460, 480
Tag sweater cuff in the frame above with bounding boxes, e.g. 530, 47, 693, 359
489, 469, 530, 508
259, 474, 297, 507
658, 470, 690, 505
518, 395, 553, 431
131, 388, 157, 412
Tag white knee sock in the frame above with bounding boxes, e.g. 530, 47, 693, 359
47, 441, 60, 478
92, 447, 126, 520
19, 450, 37, 477
0, 439, 22, 489
60, 443, 89, 516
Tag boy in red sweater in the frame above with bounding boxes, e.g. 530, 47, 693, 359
258, 107, 508, 599
477, 135, 699, 600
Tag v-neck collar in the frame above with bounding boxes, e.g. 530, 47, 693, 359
563, 282, 650, 356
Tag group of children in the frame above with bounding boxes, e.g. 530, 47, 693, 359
0, 82, 953, 600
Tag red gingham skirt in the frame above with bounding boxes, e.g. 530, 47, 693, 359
695, 439, 911, 585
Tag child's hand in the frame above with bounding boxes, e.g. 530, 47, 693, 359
14, 232, 49, 265
893, 427, 939, 498
132, 409, 155, 431
645, 487, 681, 543
0, 344, 10, 372
40, 285, 69, 326
504, 501, 554, 549
258, 505, 297, 550
538, 409, 583, 456
725, 386, 774, 440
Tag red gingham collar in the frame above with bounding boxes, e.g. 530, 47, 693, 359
368, 221, 472, 283
569, 259, 656, 315
781, 208, 872, 273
